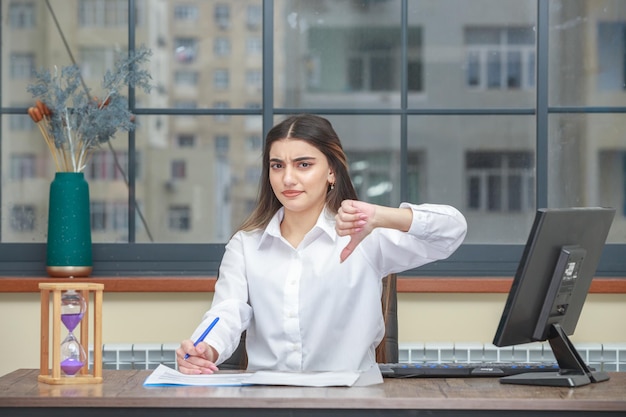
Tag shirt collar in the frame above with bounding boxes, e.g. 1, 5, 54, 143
258, 206, 337, 249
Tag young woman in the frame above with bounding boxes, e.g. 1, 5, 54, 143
176, 114, 467, 378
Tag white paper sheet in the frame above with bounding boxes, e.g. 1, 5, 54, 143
143, 364, 381, 387
143, 364, 253, 386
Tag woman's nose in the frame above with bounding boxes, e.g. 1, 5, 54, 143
283, 166, 296, 185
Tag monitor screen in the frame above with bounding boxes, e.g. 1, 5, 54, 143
492, 207, 615, 387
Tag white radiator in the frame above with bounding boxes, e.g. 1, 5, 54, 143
90, 342, 625, 372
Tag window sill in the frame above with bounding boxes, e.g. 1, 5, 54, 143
0, 276, 625, 293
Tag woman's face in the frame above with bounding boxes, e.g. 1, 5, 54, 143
268, 138, 334, 216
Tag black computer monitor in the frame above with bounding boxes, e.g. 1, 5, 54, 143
492, 207, 615, 387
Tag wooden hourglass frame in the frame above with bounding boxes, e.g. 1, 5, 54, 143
39, 282, 103, 385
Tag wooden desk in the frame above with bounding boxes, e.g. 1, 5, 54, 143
1, 369, 625, 416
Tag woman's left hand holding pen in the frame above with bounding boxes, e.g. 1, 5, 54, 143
176, 339, 220, 375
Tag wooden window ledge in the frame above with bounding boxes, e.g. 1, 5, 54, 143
0, 276, 625, 293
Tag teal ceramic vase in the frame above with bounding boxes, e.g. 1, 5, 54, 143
46, 172, 93, 278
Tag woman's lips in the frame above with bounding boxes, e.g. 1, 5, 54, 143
282, 190, 303, 198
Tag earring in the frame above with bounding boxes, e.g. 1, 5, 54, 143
330, 182, 335, 190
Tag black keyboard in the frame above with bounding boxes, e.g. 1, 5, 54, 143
379, 362, 560, 378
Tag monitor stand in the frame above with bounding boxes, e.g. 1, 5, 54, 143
499, 323, 610, 387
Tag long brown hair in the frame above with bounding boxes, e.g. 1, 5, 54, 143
239, 114, 358, 232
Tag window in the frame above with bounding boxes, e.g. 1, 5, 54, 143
176, 134, 196, 148
91, 201, 128, 232
174, 5, 198, 21
214, 69, 230, 90
246, 70, 262, 91
1, 2, 626, 278
465, 27, 535, 90
86, 151, 129, 181
174, 38, 198, 63
246, 135, 262, 151
10, 53, 34, 79
246, 37, 262, 55
9, 1, 35, 28
215, 4, 230, 29
91, 201, 107, 231
169, 206, 191, 230
347, 151, 395, 206
174, 70, 199, 86
10, 205, 35, 231
246, 5, 262, 30
80, 47, 118, 79
171, 160, 186, 180
466, 151, 534, 212
214, 38, 231, 56
213, 102, 230, 121
9, 114, 35, 131
597, 22, 626, 90
215, 135, 229, 156
78, 0, 129, 27
10, 154, 36, 180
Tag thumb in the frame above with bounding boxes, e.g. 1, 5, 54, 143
340, 236, 360, 263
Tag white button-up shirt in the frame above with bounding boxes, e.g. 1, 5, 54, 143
191, 202, 466, 373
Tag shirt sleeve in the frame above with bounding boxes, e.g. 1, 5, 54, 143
364, 203, 467, 276
189, 232, 252, 365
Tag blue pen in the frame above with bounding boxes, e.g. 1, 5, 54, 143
184, 316, 220, 360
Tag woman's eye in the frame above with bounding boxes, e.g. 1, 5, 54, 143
270, 163, 282, 169
299, 162, 311, 168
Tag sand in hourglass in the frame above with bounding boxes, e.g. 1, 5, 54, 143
61, 313, 85, 376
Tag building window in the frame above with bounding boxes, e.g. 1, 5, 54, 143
10, 154, 37, 180
80, 47, 117, 79
214, 69, 229, 90
9, 114, 35, 131
215, 4, 230, 29
246, 37, 262, 55
597, 22, 626, 90
174, 5, 198, 21
78, 0, 129, 28
347, 151, 395, 206
246, 135, 262, 151
465, 27, 535, 90
215, 135, 229, 156
169, 206, 191, 230
174, 38, 198, 63
91, 201, 128, 232
9, 1, 35, 28
86, 150, 129, 181
10, 205, 36, 231
246, 70, 262, 91
174, 70, 199, 86
171, 160, 186, 180
174, 100, 197, 109
466, 151, 534, 212
176, 134, 196, 148
10, 53, 35, 79
213, 102, 230, 121
214, 38, 231, 56
246, 5, 262, 30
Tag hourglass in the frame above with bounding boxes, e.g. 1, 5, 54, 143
39, 282, 103, 385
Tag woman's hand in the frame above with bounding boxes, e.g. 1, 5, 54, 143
335, 200, 377, 262
176, 339, 220, 374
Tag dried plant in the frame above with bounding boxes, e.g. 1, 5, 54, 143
27, 46, 153, 173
